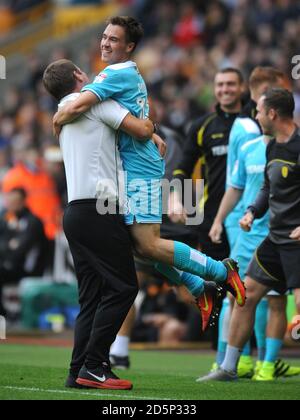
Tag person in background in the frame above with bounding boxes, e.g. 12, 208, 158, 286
2, 145, 62, 243
0, 188, 47, 316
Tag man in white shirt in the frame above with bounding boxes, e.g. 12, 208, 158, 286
43, 59, 154, 391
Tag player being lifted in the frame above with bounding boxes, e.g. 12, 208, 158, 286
53, 16, 246, 330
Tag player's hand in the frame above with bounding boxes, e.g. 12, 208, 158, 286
152, 133, 167, 158
53, 112, 62, 139
209, 220, 223, 244
240, 212, 254, 232
168, 191, 187, 224
290, 226, 300, 241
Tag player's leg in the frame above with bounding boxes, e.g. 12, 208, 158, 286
109, 306, 135, 369
197, 237, 287, 381
215, 297, 231, 368
130, 222, 246, 306
294, 288, 300, 316
131, 223, 227, 282
110, 263, 148, 369
254, 294, 286, 381
197, 276, 269, 381
155, 262, 225, 331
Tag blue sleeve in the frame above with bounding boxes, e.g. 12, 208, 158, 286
81, 70, 123, 102
230, 146, 247, 190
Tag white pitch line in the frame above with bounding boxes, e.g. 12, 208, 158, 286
1, 386, 171, 400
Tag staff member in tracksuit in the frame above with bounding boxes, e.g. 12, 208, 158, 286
169, 68, 244, 260
43, 59, 154, 391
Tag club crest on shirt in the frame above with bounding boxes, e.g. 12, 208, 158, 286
282, 166, 289, 179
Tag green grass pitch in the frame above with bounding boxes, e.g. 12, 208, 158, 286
0, 343, 300, 400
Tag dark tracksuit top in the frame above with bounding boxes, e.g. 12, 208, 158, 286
249, 127, 300, 245
173, 105, 240, 228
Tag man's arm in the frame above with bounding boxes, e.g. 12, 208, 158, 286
209, 187, 244, 243
240, 175, 270, 232
290, 227, 300, 241
169, 119, 205, 223
53, 91, 99, 136
120, 114, 154, 141
247, 177, 270, 220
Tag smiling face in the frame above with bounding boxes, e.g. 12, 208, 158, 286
214, 71, 244, 111
100, 24, 135, 65
256, 95, 274, 136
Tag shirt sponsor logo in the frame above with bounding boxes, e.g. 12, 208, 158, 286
94, 73, 107, 83
247, 165, 265, 174
211, 146, 228, 156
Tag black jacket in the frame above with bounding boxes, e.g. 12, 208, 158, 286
173, 105, 240, 224
0, 207, 47, 275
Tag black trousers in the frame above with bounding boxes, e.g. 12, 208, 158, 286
0, 268, 25, 316
63, 200, 138, 376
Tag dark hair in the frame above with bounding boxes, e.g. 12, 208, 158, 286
249, 67, 285, 90
9, 188, 27, 200
107, 16, 144, 51
43, 59, 78, 101
263, 88, 295, 119
217, 68, 244, 84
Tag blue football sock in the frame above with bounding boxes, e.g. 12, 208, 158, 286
265, 338, 283, 363
173, 241, 227, 283
241, 341, 251, 356
216, 298, 231, 365
254, 299, 268, 361
155, 263, 205, 297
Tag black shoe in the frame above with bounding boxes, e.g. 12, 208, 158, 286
76, 363, 133, 390
65, 374, 89, 389
196, 282, 226, 332
110, 355, 130, 370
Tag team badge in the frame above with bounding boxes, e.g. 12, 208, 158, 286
282, 166, 289, 179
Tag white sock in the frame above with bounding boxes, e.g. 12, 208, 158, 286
221, 345, 242, 373
110, 335, 130, 357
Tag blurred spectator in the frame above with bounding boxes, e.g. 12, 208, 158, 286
2, 146, 62, 241
44, 146, 68, 208
173, 2, 204, 48
0, 188, 47, 316
131, 277, 190, 345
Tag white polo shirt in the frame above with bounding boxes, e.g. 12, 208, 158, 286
58, 93, 129, 203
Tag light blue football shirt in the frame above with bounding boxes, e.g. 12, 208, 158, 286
225, 116, 261, 230
82, 61, 164, 181
230, 136, 269, 237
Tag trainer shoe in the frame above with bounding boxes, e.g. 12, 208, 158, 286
237, 355, 254, 379
65, 374, 89, 389
254, 361, 275, 381
196, 368, 238, 382
76, 363, 133, 390
275, 360, 300, 378
110, 355, 130, 370
223, 259, 246, 307
210, 362, 220, 373
252, 361, 263, 380
196, 282, 226, 332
